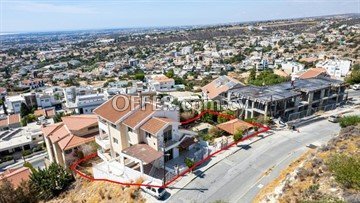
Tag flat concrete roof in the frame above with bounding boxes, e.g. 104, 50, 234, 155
229, 77, 344, 103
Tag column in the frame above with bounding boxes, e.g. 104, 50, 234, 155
140, 161, 144, 174
251, 101, 255, 118
264, 102, 269, 119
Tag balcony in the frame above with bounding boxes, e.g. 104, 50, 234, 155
95, 135, 110, 150
98, 120, 109, 134
97, 149, 111, 162
128, 131, 139, 145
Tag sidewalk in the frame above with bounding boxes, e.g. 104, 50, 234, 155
167, 130, 275, 195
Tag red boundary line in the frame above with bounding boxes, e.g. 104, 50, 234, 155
70, 110, 270, 188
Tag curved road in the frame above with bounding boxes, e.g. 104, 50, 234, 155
169, 118, 341, 203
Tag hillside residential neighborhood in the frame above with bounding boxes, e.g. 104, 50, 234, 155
0, 3, 360, 202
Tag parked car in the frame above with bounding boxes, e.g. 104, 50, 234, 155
352, 84, 360, 90
306, 144, 317, 149
140, 181, 166, 199
328, 115, 341, 123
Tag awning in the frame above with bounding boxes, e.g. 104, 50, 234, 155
179, 137, 196, 148
122, 144, 163, 164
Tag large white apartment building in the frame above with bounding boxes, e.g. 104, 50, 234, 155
316, 59, 351, 79
63, 86, 106, 114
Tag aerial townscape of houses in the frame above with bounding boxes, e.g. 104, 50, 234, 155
0, 15, 359, 195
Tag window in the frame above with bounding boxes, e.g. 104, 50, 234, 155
111, 123, 117, 128
88, 125, 98, 131
145, 132, 151, 138
128, 127, 133, 132
163, 130, 172, 143
65, 149, 72, 154
113, 137, 118, 144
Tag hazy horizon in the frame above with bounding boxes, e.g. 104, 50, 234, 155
1, 0, 359, 33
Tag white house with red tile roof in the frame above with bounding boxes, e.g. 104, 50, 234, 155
92, 94, 197, 183
42, 115, 98, 167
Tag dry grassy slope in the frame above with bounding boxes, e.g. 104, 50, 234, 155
255, 124, 360, 203
47, 177, 145, 203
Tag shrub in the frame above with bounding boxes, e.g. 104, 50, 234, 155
339, 115, 360, 128
0, 179, 38, 203
29, 162, 74, 200
75, 150, 84, 159
32, 145, 43, 153
209, 127, 223, 138
327, 154, 360, 190
22, 150, 33, 157
0, 155, 13, 164
233, 129, 243, 142
184, 157, 195, 169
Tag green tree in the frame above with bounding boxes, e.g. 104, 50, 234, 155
53, 112, 65, 123
165, 69, 175, 78
249, 67, 256, 81
134, 73, 145, 81
249, 70, 290, 86
345, 64, 360, 85
20, 103, 31, 117
29, 163, 74, 200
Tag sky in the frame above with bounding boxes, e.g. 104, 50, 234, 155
1, 0, 359, 33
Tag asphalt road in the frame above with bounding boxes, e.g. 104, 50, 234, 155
169, 118, 341, 203
1, 152, 47, 171
348, 89, 360, 100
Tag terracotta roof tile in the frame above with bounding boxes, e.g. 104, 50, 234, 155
43, 116, 98, 151
201, 76, 243, 99
0, 119, 7, 127
48, 125, 70, 143
61, 115, 97, 131
123, 103, 154, 129
140, 117, 173, 135
299, 68, 328, 79
216, 119, 254, 135
122, 144, 163, 164
42, 122, 63, 137
0, 167, 31, 188
8, 114, 20, 125
45, 109, 56, 117
63, 133, 96, 150
93, 95, 140, 123
34, 109, 46, 117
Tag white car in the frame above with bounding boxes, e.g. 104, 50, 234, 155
352, 84, 360, 90
141, 181, 166, 200
328, 115, 341, 123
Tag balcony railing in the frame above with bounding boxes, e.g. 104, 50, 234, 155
97, 149, 111, 162
95, 135, 110, 150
